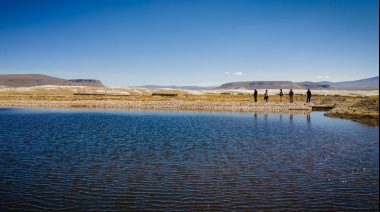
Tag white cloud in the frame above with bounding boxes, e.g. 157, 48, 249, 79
225, 72, 230, 74
234, 72, 243, 76
317, 76, 330, 79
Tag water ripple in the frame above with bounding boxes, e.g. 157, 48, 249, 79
0, 108, 378, 211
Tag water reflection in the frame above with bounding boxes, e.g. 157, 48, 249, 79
252, 112, 312, 124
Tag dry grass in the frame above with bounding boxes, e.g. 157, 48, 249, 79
324, 96, 379, 126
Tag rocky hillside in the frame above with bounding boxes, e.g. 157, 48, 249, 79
0, 74, 104, 87
215, 76, 378, 90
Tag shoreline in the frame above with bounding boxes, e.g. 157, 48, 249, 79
1, 86, 378, 126
1, 99, 378, 126
0, 100, 312, 113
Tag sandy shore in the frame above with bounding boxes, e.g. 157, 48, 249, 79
0, 100, 312, 113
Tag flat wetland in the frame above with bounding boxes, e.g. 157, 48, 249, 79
0, 85, 378, 126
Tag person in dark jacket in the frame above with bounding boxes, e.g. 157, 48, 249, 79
289, 89, 294, 103
306, 89, 312, 103
279, 89, 283, 102
264, 90, 269, 102
253, 89, 258, 102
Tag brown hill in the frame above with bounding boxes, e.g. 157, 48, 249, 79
0, 74, 104, 87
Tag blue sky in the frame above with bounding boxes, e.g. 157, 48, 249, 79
0, 0, 378, 87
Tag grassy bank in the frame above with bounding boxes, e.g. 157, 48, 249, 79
324, 98, 379, 126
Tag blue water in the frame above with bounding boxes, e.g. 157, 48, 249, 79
0, 108, 378, 211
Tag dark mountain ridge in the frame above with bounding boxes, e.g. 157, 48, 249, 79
0, 74, 104, 87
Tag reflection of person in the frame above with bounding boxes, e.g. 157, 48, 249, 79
306, 89, 311, 103
279, 89, 283, 102
253, 89, 258, 102
264, 90, 269, 102
307, 114, 310, 122
289, 89, 294, 103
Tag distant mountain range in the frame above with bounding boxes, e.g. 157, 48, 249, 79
0, 74, 378, 90
317, 77, 379, 90
137, 76, 379, 90
0, 74, 104, 87
214, 76, 379, 90
135, 85, 216, 90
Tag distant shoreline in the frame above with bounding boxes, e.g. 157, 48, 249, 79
1, 98, 378, 126
0, 100, 313, 113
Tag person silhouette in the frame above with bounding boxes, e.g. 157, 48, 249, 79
306, 89, 312, 103
289, 89, 294, 103
264, 90, 269, 102
279, 89, 283, 102
253, 89, 258, 102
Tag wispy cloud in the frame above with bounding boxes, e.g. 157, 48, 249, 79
234, 72, 243, 76
317, 76, 330, 79
225, 72, 230, 74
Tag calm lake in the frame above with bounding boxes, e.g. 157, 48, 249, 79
0, 108, 378, 211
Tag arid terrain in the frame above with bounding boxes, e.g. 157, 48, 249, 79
0, 85, 378, 126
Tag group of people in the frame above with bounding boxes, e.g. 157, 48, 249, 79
253, 88, 312, 103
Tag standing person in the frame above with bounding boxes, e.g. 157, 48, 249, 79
253, 89, 258, 102
264, 90, 269, 102
306, 89, 311, 103
289, 89, 294, 103
279, 89, 283, 102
